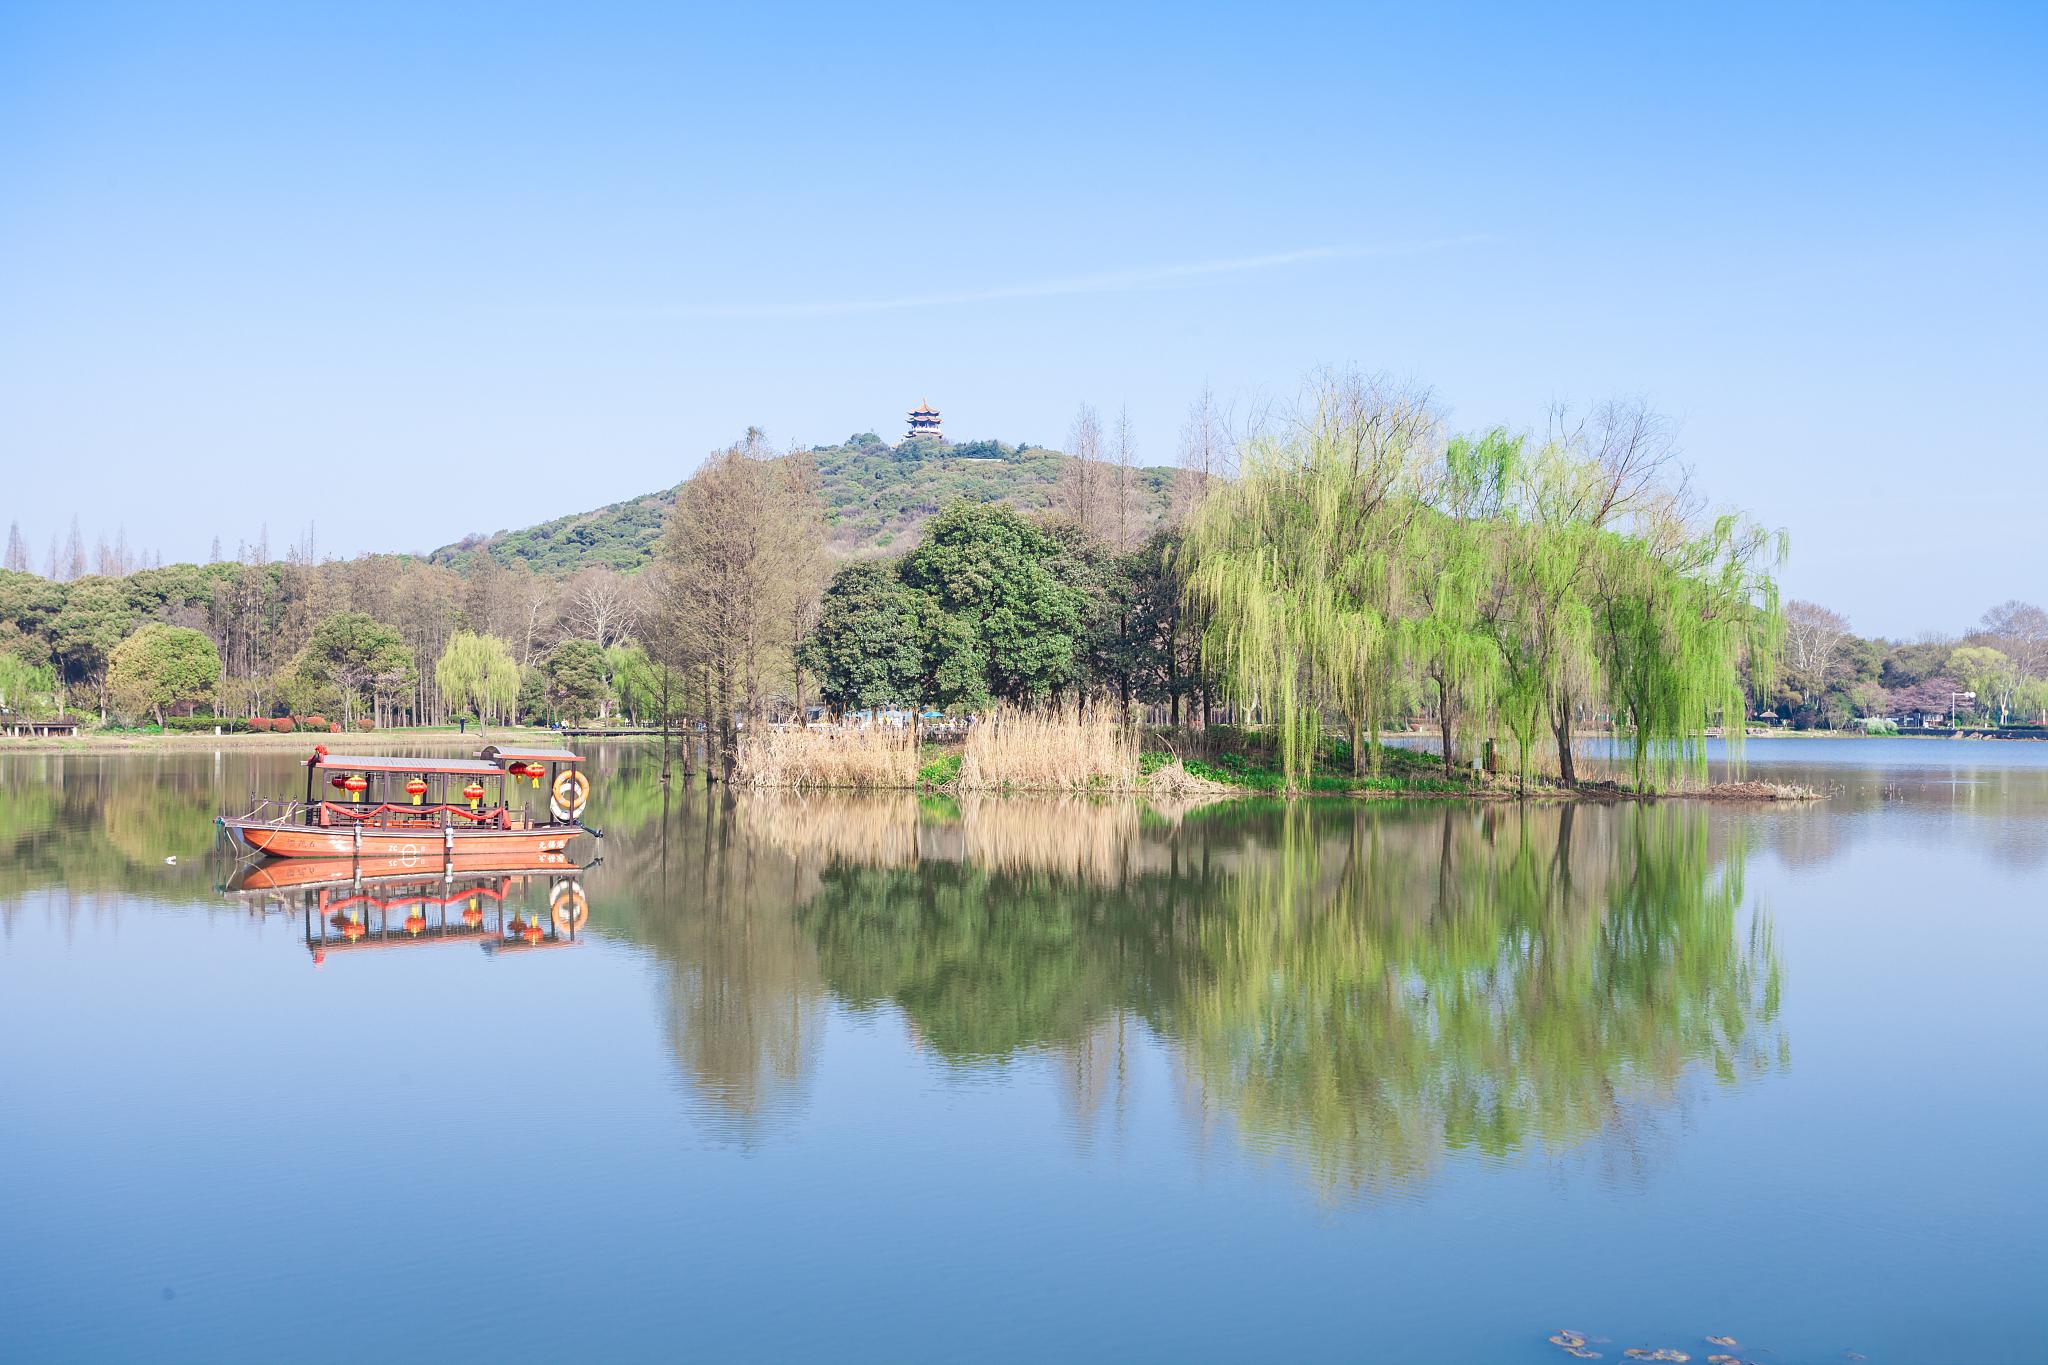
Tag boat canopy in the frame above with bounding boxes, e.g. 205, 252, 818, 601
479, 745, 583, 764
305, 753, 509, 776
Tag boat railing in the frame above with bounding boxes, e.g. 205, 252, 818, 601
229, 796, 560, 831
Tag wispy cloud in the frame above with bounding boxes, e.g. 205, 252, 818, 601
657, 236, 1487, 320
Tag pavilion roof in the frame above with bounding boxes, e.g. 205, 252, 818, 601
480, 745, 583, 763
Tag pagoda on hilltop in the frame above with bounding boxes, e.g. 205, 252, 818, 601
905, 398, 943, 442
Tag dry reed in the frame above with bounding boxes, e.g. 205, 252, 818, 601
957, 708, 1141, 792
734, 724, 919, 790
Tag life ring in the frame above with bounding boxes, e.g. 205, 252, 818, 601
550, 769, 590, 822
550, 880, 588, 932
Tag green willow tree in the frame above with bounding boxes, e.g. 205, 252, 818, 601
434, 630, 520, 728
1183, 374, 1435, 787
1185, 385, 1783, 792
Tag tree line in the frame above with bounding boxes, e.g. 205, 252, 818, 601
11, 370, 2001, 785
1766, 597, 2048, 730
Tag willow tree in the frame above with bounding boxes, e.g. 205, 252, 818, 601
1407, 429, 1516, 780
1480, 402, 1692, 785
1594, 511, 1783, 789
434, 630, 520, 729
1183, 373, 1434, 787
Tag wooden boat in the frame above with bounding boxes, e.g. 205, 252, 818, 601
222, 745, 593, 860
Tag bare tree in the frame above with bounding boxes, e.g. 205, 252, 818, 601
1979, 600, 2048, 683
1112, 402, 1135, 548
2, 521, 27, 573
1781, 600, 1853, 723
1062, 403, 1103, 535
1172, 384, 1228, 524
778, 445, 830, 721
654, 429, 824, 781
62, 517, 86, 581
565, 566, 639, 648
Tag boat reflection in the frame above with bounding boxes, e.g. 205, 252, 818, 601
222, 855, 592, 964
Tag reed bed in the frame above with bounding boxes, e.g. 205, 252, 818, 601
957, 708, 1142, 792
733, 724, 919, 790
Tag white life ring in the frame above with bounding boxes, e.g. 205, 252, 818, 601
549, 879, 588, 932
550, 769, 590, 822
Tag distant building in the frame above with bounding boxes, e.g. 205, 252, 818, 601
905, 398, 943, 442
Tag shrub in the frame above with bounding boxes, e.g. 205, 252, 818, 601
916, 750, 963, 788
304, 714, 328, 729
165, 716, 250, 733
333, 723, 346, 733
248, 717, 273, 732
273, 716, 296, 733
353, 719, 372, 731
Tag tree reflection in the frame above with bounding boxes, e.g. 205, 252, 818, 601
599, 784, 828, 1145
786, 799, 1782, 1198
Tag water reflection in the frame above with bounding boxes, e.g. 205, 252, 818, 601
221, 857, 589, 963
613, 785, 1782, 1198
0, 750, 1785, 1200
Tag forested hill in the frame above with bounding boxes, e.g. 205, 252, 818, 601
429, 433, 1180, 575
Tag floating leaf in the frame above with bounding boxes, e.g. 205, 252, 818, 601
1707, 1340, 1738, 1350
1567, 1350, 1602, 1361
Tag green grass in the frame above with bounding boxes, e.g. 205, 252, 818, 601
1180, 735, 1478, 795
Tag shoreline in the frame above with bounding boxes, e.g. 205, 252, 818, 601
0, 725, 568, 755
0, 726, 1824, 801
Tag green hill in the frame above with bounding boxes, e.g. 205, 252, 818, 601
430, 434, 1179, 574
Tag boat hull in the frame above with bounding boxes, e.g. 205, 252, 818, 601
228, 820, 583, 860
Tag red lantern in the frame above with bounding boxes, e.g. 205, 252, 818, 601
404, 912, 427, 936
523, 921, 545, 944
521, 762, 543, 789
405, 777, 428, 806
462, 901, 484, 929
342, 774, 368, 801
343, 920, 366, 942
462, 782, 486, 810
329, 774, 350, 792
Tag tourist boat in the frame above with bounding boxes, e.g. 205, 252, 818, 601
220, 744, 594, 860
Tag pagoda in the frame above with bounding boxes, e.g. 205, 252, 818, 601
905, 399, 943, 442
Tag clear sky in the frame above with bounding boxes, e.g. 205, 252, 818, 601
1, 1, 2041, 637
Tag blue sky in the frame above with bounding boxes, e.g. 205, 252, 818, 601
1, 0, 2041, 636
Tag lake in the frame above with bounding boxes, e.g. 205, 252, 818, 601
2, 738, 2043, 1362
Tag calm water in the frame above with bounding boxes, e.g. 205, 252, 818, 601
2, 738, 2043, 1362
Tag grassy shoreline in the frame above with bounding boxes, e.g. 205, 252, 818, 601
1, 720, 1824, 802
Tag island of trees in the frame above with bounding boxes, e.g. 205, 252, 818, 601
3, 371, 2042, 793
